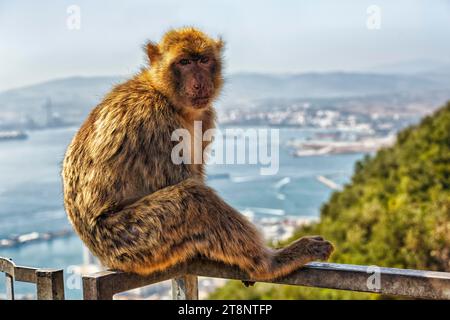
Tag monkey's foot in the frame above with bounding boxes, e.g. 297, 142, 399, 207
300, 235, 334, 261
275, 235, 334, 265
244, 236, 334, 282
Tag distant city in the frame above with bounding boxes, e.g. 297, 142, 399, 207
2, 70, 450, 158
2, 70, 450, 133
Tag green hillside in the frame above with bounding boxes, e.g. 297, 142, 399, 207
211, 101, 450, 299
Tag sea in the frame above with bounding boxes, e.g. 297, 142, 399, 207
0, 126, 364, 298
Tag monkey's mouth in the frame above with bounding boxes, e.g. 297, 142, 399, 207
191, 97, 210, 106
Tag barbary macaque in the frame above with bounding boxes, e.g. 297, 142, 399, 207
62, 27, 334, 281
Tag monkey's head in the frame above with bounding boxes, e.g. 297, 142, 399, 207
146, 27, 224, 110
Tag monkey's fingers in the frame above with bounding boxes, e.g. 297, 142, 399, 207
242, 280, 256, 287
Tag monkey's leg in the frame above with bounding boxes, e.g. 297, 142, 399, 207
91, 178, 333, 280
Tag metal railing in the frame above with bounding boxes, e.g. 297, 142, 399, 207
0, 257, 65, 300
2, 255, 450, 300
81, 259, 450, 300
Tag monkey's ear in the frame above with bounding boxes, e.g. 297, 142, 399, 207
146, 41, 161, 65
215, 37, 225, 51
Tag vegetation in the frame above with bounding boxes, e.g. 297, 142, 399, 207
210, 102, 450, 299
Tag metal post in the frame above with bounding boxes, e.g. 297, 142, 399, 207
172, 275, 199, 300
82, 275, 114, 300
36, 269, 65, 300
5, 274, 15, 300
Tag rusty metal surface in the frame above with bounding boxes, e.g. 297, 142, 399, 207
5, 254, 450, 300
0, 256, 65, 300
188, 260, 450, 299
5, 274, 14, 300
0, 257, 15, 277
14, 266, 38, 283
172, 275, 198, 300
36, 269, 65, 300
82, 260, 450, 300
1, 257, 17, 300
82, 264, 186, 300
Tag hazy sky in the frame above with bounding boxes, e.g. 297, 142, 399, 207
1, 0, 450, 91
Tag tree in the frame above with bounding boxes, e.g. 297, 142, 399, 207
211, 102, 450, 299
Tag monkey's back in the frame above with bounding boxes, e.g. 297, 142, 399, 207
61, 75, 194, 257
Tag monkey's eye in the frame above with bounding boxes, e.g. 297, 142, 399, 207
179, 59, 191, 65
200, 57, 210, 64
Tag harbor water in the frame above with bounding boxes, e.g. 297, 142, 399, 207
0, 126, 364, 298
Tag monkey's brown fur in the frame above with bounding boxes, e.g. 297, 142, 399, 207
62, 27, 333, 280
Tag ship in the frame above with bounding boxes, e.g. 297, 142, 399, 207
292, 135, 396, 157
0, 130, 28, 141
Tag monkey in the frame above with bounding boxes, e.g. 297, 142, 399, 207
62, 27, 334, 282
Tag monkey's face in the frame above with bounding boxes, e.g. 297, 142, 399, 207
172, 54, 217, 108
146, 28, 224, 110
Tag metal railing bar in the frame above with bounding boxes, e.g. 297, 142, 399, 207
81, 260, 450, 300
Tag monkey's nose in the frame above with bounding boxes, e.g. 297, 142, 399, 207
193, 83, 201, 90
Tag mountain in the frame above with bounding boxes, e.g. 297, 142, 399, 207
1, 71, 449, 127
222, 71, 450, 102
369, 59, 450, 75
211, 101, 450, 299
0, 76, 123, 125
